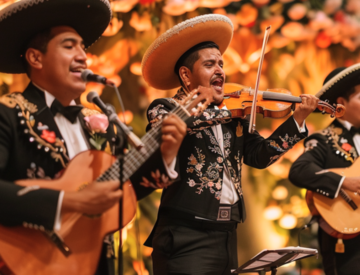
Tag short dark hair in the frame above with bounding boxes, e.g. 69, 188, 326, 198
22, 28, 54, 77
174, 41, 219, 87
341, 86, 356, 101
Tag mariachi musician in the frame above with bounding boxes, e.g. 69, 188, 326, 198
0, 0, 186, 274
290, 65, 360, 275
141, 14, 319, 275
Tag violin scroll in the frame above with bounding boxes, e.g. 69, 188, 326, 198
317, 101, 345, 118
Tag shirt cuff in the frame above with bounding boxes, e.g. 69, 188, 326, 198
163, 156, 178, 179
334, 176, 345, 198
293, 117, 306, 133
54, 190, 64, 232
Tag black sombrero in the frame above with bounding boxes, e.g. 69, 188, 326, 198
316, 63, 360, 105
0, 0, 111, 74
141, 14, 233, 90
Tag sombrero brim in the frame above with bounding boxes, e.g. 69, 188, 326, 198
315, 63, 360, 106
0, 0, 111, 74
141, 14, 233, 90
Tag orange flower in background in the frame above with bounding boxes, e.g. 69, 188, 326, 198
316, 31, 332, 48
111, 0, 138, 13
118, 110, 134, 125
236, 3, 258, 27
129, 11, 152, 32
102, 18, 123, 37
140, 0, 156, 4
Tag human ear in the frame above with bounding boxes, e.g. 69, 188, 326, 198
25, 48, 43, 70
179, 66, 191, 87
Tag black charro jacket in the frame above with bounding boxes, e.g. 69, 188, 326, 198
0, 83, 168, 231
146, 89, 308, 226
289, 119, 358, 198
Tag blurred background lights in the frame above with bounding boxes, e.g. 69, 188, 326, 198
263, 205, 283, 220
279, 214, 297, 229
272, 185, 288, 200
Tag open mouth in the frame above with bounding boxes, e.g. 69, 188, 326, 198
211, 78, 224, 93
70, 67, 85, 78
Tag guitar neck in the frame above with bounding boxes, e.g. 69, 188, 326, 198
96, 104, 190, 183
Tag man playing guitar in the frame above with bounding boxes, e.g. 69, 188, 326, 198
290, 65, 360, 275
0, 0, 187, 274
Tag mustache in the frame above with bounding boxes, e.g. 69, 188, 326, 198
210, 74, 224, 83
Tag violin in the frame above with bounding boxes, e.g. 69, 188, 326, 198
220, 83, 346, 119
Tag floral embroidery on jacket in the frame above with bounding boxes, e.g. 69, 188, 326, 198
27, 162, 51, 179
305, 139, 319, 151
0, 93, 69, 168
140, 169, 173, 189
186, 147, 223, 200
269, 134, 300, 152
320, 124, 358, 162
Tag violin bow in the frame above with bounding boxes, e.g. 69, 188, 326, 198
248, 25, 271, 134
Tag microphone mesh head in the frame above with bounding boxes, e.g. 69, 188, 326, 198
81, 69, 93, 82
86, 91, 99, 103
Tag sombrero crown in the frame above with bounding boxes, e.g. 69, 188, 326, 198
315, 63, 360, 105
141, 14, 233, 90
0, 0, 111, 74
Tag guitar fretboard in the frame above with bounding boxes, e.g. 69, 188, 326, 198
95, 104, 190, 183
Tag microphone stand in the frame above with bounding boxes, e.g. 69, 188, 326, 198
86, 90, 143, 275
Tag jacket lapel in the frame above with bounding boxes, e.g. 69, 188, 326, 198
329, 119, 358, 162
21, 83, 70, 167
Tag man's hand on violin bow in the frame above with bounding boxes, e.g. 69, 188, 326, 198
293, 94, 319, 127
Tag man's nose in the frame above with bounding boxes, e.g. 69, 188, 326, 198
76, 47, 87, 62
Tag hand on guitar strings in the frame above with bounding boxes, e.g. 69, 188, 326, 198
61, 180, 122, 215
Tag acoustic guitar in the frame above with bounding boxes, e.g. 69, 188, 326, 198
0, 89, 212, 275
306, 158, 360, 240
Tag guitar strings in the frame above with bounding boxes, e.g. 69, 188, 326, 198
96, 104, 190, 183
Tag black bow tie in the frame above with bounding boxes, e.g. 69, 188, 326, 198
50, 99, 83, 124
350, 126, 360, 136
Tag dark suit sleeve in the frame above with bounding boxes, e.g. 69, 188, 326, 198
146, 99, 232, 132
128, 99, 180, 200
289, 134, 343, 199
243, 115, 308, 169
0, 103, 59, 230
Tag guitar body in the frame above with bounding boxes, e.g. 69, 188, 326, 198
0, 150, 137, 275
305, 161, 360, 239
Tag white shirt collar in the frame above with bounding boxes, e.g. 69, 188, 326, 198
337, 118, 353, 131
32, 82, 76, 108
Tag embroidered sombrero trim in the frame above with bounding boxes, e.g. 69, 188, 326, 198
316, 63, 360, 98
141, 14, 233, 71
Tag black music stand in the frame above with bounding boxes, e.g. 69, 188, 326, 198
231, 246, 318, 275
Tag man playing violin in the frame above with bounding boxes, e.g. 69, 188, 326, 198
290, 65, 360, 275
0, 0, 186, 274
141, 14, 319, 275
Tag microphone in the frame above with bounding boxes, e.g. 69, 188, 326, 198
87, 92, 144, 150
81, 69, 114, 86
87, 91, 109, 115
